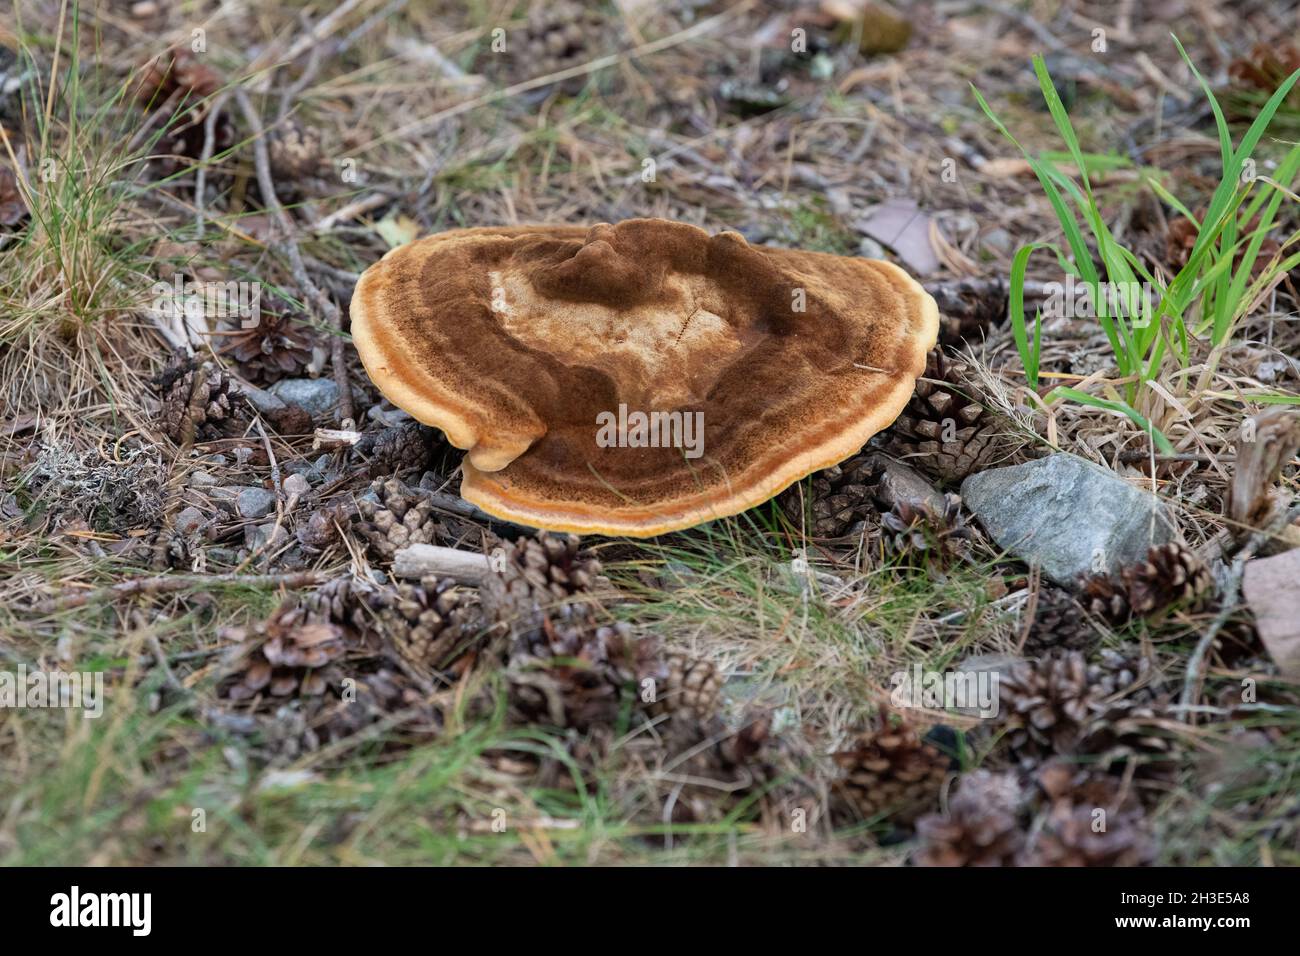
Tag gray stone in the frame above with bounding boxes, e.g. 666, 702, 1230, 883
174, 506, 206, 536
188, 470, 219, 488
245, 522, 289, 551
869, 453, 946, 513
857, 236, 886, 260
281, 473, 311, 498
240, 383, 290, 418
367, 403, 413, 427
981, 228, 1013, 255
205, 546, 240, 567
235, 486, 278, 519
960, 453, 1176, 584
270, 377, 339, 420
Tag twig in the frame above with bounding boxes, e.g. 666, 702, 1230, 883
278, 0, 372, 67
1116, 451, 1231, 465
193, 92, 229, 236
391, 544, 492, 584
233, 87, 356, 427
922, 275, 1052, 306
276, 36, 324, 123
312, 192, 391, 232
31, 570, 327, 614
146, 630, 189, 699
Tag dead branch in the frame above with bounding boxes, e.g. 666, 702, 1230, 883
233, 88, 356, 427
31, 570, 327, 614
392, 544, 492, 584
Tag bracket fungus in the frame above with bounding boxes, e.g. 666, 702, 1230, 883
350, 218, 938, 536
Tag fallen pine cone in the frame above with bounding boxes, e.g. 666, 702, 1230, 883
914, 769, 1026, 866
832, 708, 953, 826
1022, 760, 1155, 866
353, 478, 447, 561
1079, 542, 1212, 624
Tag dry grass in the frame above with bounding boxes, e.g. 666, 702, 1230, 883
1, 0, 1299, 866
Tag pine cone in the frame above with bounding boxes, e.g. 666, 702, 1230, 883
506, 620, 661, 729
354, 478, 446, 561
1165, 205, 1286, 282
998, 651, 1096, 759
296, 501, 354, 554
364, 576, 483, 674
1122, 542, 1213, 617
268, 117, 322, 180
353, 420, 437, 478
653, 711, 778, 824
914, 769, 1026, 866
482, 532, 605, 653
221, 603, 350, 700
156, 359, 247, 443
1087, 648, 1163, 703
1023, 761, 1155, 866
832, 709, 952, 825
1080, 542, 1212, 624
880, 492, 970, 568
927, 280, 1009, 347
1078, 649, 1175, 777
1022, 587, 1102, 657
305, 664, 439, 746
489, 2, 612, 93
650, 651, 723, 722
779, 452, 883, 538
879, 352, 1005, 485
219, 305, 314, 385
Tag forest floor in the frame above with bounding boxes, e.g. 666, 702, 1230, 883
1, 0, 1299, 866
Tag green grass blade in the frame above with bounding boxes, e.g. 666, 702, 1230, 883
1050, 387, 1176, 453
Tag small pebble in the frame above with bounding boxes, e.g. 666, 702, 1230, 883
174, 506, 206, 536
235, 486, 277, 519
282, 473, 311, 498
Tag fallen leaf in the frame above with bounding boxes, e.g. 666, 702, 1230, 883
373, 212, 420, 249
1242, 548, 1300, 676
1228, 407, 1300, 533
857, 198, 942, 276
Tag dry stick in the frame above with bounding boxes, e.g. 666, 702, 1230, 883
32, 570, 327, 614
193, 92, 229, 235
1178, 500, 1300, 722
233, 88, 355, 427
922, 276, 1053, 305
276, 36, 324, 123
277, 0, 373, 67
391, 544, 492, 585
125, 87, 186, 156
146, 630, 190, 699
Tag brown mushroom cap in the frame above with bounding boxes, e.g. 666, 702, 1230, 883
350, 218, 938, 537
